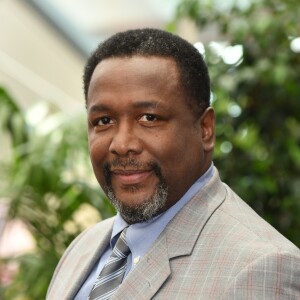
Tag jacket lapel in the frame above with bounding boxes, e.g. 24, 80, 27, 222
113, 167, 226, 299
113, 233, 171, 299
61, 218, 115, 300
167, 167, 226, 259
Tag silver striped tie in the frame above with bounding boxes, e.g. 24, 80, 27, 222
88, 228, 131, 300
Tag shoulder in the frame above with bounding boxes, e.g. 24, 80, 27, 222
220, 251, 300, 299
47, 216, 115, 297
201, 167, 299, 252
206, 175, 300, 298
217, 183, 299, 253
186, 169, 300, 298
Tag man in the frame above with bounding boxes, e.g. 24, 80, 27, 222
47, 28, 300, 299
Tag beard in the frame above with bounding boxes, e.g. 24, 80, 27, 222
102, 158, 168, 224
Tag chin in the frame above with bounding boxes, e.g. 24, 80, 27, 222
107, 183, 168, 224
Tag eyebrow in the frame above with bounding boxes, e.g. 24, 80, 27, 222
132, 100, 159, 109
88, 104, 109, 114
88, 100, 160, 114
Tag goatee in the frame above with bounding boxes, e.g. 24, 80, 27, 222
103, 158, 168, 224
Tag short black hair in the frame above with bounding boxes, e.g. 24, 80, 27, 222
83, 28, 210, 115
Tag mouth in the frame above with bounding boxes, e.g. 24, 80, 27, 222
111, 169, 153, 186
102, 158, 163, 189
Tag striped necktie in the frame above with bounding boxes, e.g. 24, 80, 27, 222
88, 228, 131, 300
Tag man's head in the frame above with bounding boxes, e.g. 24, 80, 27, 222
85, 29, 215, 224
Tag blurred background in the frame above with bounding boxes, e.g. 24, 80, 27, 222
0, 0, 299, 298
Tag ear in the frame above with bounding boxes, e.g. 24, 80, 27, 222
200, 107, 215, 152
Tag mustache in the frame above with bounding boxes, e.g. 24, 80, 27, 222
102, 158, 163, 184
108, 157, 146, 169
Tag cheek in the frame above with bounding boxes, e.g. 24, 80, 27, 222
157, 132, 203, 176
88, 138, 107, 170
148, 135, 185, 173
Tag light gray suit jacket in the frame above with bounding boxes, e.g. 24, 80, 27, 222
47, 168, 300, 299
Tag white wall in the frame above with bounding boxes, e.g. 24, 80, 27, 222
0, 0, 85, 113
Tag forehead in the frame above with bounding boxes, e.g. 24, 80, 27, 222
87, 56, 181, 100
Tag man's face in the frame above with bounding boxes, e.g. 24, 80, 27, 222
87, 56, 214, 223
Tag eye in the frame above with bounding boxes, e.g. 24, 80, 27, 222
97, 116, 113, 125
90, 116, 114, 128
139, 114, 157, 122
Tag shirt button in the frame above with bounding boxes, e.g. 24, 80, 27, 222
133, 256, 140, 265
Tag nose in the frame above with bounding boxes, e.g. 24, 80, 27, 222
109, 122, 142, 156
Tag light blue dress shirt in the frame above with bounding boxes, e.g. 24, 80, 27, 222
74, 164, 214, 299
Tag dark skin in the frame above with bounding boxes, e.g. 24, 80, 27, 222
87, 56, 215, 221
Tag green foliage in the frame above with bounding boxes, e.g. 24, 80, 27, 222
0, 87, 28, 148
0, 92, 115, 299
174, 0, 300, 245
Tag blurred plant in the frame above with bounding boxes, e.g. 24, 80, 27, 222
172, 0, 300, 245
0, 87, 115, 299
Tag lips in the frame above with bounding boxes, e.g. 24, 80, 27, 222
111, 169, 153, 185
